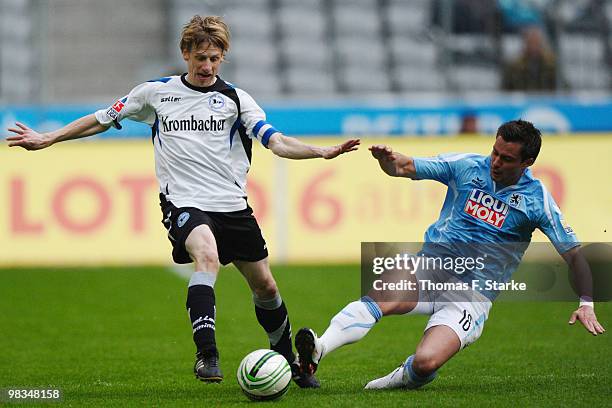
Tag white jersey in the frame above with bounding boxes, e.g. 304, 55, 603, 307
95, 74, 278, 212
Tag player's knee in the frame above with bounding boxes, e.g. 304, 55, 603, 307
185, 226, 219, 266
252, 278, 278, 299
367, 291, 394, 314
376, 300, 413, 316
412, 353, 440, 376
376, 300, 395, 315
187, 244, 219, 267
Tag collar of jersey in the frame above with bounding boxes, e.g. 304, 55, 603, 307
180, 73, 227, 93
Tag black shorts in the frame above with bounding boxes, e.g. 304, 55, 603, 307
159, 194, 268, 265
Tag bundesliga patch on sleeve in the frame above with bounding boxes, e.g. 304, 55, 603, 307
106, 97, 127, 120
560, 217, 575, 234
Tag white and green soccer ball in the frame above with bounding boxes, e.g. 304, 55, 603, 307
237, 349, 292, 401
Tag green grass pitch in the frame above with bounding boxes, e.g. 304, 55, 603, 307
0, 265, 609, 407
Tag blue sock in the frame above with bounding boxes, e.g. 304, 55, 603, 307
403, 355, 437, 389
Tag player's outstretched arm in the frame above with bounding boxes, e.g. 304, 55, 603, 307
267, 133, 360, 160
562, 247, 606, 336
369, 145, 417, 178
6, 114, 110, 151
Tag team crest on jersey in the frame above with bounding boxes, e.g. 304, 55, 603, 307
106, 97, 127, 120
464, 189, 509, 228
208, 95, 225, 112
508, 193, 523, 208
177, 212, 190, 228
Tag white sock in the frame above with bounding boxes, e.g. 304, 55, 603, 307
318, 296, 382, 362
189, 271, 217, 288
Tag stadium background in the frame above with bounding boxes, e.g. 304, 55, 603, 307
1, 0, 611, 266
1, 1, 611, 406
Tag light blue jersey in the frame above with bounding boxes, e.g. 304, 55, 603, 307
413, 153, 579, 300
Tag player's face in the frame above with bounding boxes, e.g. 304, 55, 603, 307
183, 42, 224, 87
490, 136, 534, 186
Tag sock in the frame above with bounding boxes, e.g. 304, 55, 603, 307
186, 272, 217, 356
403, 354, 437, 389
319, 296, 382, 361
254, 293, 295, 364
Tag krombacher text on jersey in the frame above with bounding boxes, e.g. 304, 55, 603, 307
161, 115, 226, 132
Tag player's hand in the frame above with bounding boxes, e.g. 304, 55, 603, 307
321, 138, 360, 159
6, 122, 53, 150
369, 145, 396, 161
568, 305, 606, 336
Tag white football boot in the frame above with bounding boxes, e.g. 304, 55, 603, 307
365, 355, 437, 390
364, 365, 407, 389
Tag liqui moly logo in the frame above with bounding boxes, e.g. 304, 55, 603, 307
464, 189, 509, 228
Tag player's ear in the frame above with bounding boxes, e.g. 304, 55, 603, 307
182, 48, 190, 62
521, 157, 535, 168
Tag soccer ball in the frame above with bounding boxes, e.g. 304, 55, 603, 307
237, 349, 292, 401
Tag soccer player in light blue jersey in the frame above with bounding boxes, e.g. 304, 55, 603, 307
296, 120, 605, 390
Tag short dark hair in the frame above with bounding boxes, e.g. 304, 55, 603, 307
496, 119, 542, 162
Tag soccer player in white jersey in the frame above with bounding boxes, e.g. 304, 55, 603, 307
6, 15, 359, 387
295, 120, 605, 390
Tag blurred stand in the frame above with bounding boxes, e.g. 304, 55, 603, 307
459, 110, 479, 134
501, 25, 562, 91
432, 0, 499, 34
0, 0, 609, 104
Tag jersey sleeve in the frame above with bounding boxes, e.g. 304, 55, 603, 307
236, 88, 279, 148
94, 82, 157, 129
537, 184, 580, 254
412, 153, 474, 185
